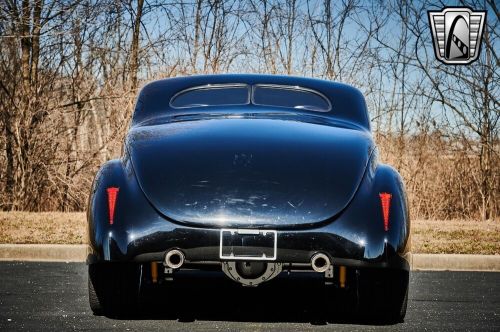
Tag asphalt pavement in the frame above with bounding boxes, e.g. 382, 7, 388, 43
0, 262, 499, 331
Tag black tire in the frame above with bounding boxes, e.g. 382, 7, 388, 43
88, 263, 142, 317
356, 269, 409, 323
88, 266, 103, 315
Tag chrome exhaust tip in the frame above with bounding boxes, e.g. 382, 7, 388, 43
311, 253, 331, 273
164, 249, 185, 269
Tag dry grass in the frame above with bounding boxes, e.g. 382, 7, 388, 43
0, 212, 499, 254
0, 212, 86, 244
411, 219, 500, 255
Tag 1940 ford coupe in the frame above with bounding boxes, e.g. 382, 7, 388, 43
87, 74, 410, 321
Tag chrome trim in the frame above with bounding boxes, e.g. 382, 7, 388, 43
311, 252, 331, 273
219, 229, 277, 261
164, 249, 185, 269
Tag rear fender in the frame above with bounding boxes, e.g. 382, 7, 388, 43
317, 151, 410, 268
341, 160, 410, 258
87, 154, 172, 263
371, 164, 410, 255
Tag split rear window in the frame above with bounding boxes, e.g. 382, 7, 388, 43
170, 84, 249, 108
252, 85, 331, 112
170, 84, 331, 112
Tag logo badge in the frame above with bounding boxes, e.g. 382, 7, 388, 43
428, 7, 486, 65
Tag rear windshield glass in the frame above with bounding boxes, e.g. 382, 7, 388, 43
170, 84, 249, 108
252, 85, 331, 112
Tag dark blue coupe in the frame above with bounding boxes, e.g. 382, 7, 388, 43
87, 74, 410, 321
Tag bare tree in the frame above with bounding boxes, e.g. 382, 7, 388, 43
0, 0, 497, 220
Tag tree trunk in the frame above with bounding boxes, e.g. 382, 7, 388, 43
130, 0, 145, 91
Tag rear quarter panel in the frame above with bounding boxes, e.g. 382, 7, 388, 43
87, 154, 174, 263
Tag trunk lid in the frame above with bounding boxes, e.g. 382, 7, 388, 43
127, 116, 372, 228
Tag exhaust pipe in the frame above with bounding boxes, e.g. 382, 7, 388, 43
164, 249, 185, 269
311, 253, 331, 273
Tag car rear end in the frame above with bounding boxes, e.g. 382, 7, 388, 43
87, 75, 410, 321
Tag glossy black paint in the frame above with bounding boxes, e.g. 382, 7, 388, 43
128, 116, 372, 227
87, 74, 410, 271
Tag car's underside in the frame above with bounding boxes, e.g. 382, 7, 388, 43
89, 248, 409, 322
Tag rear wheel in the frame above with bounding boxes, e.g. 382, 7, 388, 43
356, 269, 409, 323
88, 263, 142, 317
88, 268, 103, 315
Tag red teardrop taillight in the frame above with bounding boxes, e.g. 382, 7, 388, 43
107, 187, 119, 225
379, 192, 392, 231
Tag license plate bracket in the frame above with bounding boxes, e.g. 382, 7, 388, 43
219, 229, 277, 260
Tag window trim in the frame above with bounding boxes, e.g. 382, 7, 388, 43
169, 83, 332, 112
169, 83, 251, 109
251, 84, 332, 112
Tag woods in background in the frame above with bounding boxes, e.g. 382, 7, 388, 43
0, 0, 498, 220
